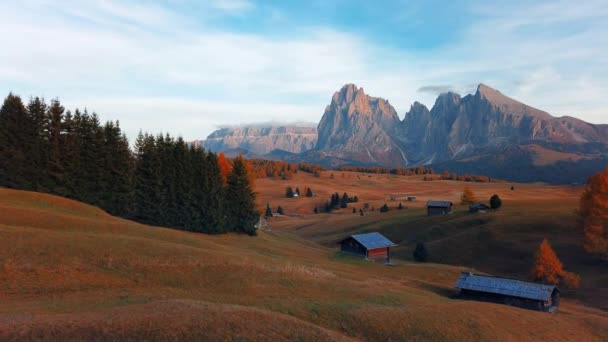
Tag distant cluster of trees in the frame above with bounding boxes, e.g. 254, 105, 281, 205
285, 186, 313, 198
424, 171, 501, 183
0, 94, 258, 235
336, 166, 434, 175
247, 160, 326, 180
248, 159, 299, 180
315, 192, 358, 213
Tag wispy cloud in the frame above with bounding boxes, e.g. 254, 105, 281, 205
0, 0, 606, 142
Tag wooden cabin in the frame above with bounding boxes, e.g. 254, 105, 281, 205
455, 272, 560, 312
340, 232, 397, 264
469, 202, 490, 213
426, 200, 453, 216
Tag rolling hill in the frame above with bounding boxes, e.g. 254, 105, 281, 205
1, 185, 607, 340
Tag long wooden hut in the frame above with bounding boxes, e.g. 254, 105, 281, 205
455, 272, 560, 312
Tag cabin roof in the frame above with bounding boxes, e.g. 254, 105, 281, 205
347, 232, 396, 250
426, 200, 453, 208
454, 272, 557, 301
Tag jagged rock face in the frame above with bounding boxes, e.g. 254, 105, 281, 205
202, 126, 317, 155
401, 84, 608, 163
315, 84, 407, 166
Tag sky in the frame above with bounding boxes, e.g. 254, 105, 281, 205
1, 0, 607, 141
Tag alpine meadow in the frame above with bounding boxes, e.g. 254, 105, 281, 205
1, 1, 607, 341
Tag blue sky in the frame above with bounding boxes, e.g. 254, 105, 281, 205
1, 0, 607, 141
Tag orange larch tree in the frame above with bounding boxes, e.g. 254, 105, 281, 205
579, 167, 608, 260
531, 239, 580, 288
217, 152, 232, 186
461, 185, 477, 204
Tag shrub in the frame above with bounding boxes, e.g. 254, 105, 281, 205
413, 242, 428, 262
490, 194, 502, 209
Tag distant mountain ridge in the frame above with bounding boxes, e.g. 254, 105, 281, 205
201, 126, 317, 155
199, 83, 608, 183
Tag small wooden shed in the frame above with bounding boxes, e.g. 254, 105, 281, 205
426, 200, 453, 216
340, 232, 396, 264
455, 272, 560, 312
469, 202, 490, 213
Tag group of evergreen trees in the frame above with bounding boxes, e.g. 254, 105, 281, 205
0, 93, 258, 235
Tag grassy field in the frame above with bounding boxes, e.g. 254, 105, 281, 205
1, 179, 607, 340
258, 171, 608, 311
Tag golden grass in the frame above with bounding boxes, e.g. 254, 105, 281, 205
0, 187, 607, 341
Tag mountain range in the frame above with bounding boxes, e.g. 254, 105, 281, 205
199, 83, 608, 184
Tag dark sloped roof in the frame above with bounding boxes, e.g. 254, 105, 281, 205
455, 273, 557, 301
348, 232, 396, 250
426, 200, 453, 207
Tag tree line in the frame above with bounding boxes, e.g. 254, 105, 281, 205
0, 93, 258, 235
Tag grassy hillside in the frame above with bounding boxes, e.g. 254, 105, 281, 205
258, 171, 608, 311
1, 187, 607, 340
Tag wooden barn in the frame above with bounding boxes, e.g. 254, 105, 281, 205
340, 232, 396, 264
455, 272, 560, 312
469, 202, 490, 213
426, 200, 453, 216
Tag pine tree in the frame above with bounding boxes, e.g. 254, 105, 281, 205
0, 93, 35, 189
413, 242, 428, 262
380, 204, 389, 213
265, 203, 272, 218
306, 187, 313, 197
133, 133, 163, 224
490, 194, 502, 210
45, 99, 67, 195
340, 192, 349, 208
398, 202, 403, 210
277, 206, 284, 215
99, 121, 133, 217
579, 168, 608, 260
225, 156, 258, 235
26, 97, 48, 191
286, 186, 294, 198
199, 151, 226, 233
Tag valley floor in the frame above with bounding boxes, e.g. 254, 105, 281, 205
0, 179, 607, 340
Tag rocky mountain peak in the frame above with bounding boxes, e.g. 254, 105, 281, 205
474, 83, 552, 120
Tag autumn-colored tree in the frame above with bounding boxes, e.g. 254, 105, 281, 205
217, 152, 232, 185
531, 239, 580, 288
579, 167, 608, 260
461, 186, 477, 204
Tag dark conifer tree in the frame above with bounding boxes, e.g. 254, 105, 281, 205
199, 151, 225, 233
286, 186, 294, 198
26, 97, 48, 191
100, 121, 133, 216
225, 156, 259, 235
306, 187, 313, 197
133, 133, 163, 224
265, 203, 272, 218
0, 94, 35, 189
45, 99, 67, 195
413, 242, 429, 262
277, 206, 284, 215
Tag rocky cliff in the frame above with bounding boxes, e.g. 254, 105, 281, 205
314, 84, 408, 166
201, 126, 317, 155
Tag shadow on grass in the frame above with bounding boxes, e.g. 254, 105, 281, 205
417, 281, 460, 300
